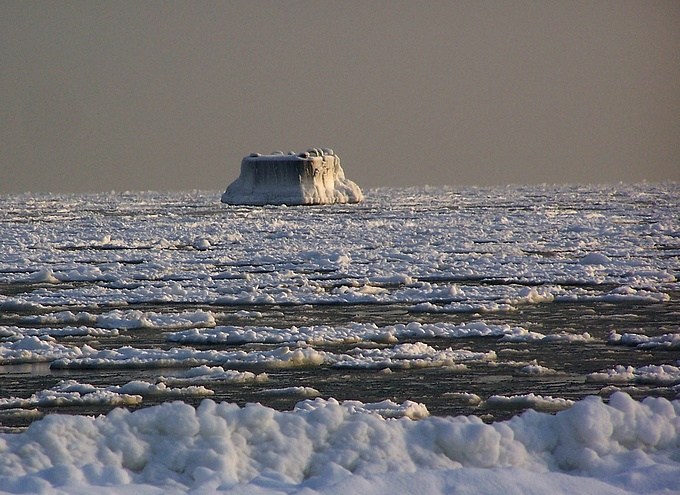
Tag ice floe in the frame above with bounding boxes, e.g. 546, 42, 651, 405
261, 386, 321, 398
331, 342, 496, 370
49, 342, 496, 371
165, 321, 529, 346
21, 309, 217, 330
517, 362, 562, 376
608, 331, 680, 349
158, 365, 268, 385
485, 393, 575, 411
0, 336, 96, 364
50, 345, 328, 369
0, 379, 215, 412
0, 380, 143, 410
587, 364, 680, 385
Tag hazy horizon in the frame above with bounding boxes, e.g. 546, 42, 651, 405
2, 1, 679, 194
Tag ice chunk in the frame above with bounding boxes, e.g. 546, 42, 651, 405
579, 252, 611, 265
486, 393, 574, 411
221, 148, 363, 205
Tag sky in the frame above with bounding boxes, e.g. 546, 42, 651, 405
1, 1, 679, 194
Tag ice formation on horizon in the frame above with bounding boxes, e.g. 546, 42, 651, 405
221, 148, 363, 205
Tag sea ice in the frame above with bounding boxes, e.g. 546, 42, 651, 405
261, 386, 321, 398
165, 321, 528, 346
158, 366, 268, 385
0, 379, 215, 412
0, 336, 96, 365
587, 364, 680, 385
485, 393, 575, 411
608, 331, 680, 349
0, 183, 678, 494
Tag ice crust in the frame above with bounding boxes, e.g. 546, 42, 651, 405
221, 148, 363, 205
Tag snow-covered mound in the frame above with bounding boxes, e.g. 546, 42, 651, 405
0, 393, 678, 495
221, 148, 363, 205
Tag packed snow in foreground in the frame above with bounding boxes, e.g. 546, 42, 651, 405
0, 392, 678, 495
221, 148, 363, 205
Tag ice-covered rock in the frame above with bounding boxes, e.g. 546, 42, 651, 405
221, 148, 363, 205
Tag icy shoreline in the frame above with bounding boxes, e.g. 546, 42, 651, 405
0, 392, 678, 495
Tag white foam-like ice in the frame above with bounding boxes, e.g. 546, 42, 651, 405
1, 273, 673, 309
499, 330, 593, 343
21, 309, 217, 330
293, 397, 431, 419
518, 362, 561, 376
587, 364, 680, 385
3, 185, 675, 308
0, 393, 677, 494
0, 380, 143, 410
485, 393, 575, 411
159, 365, 269, 385
50, 344, 328, 369
608, 331, 680, 349
0, 336, 96, 364
0, 379, 214, 411
165, 321, 528, 346
331, 342, 496, 370
49, 342, 495, 371
109, 380, 214, 398
1, 319, 592, 372
1, 325, 119, 338
262, 386, 321, 398
413, 285, 671, 313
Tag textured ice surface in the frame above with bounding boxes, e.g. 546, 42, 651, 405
221, 148, 363, 205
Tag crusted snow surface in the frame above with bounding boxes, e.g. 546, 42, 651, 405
221, 148, 363, 205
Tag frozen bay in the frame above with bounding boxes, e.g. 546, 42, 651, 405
0, 183, 678, 494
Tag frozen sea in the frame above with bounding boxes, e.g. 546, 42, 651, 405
0, 183, 679, 494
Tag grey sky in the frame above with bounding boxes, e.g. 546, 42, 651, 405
2, 1, 679, 194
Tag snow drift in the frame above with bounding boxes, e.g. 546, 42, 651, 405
0, 393, 678, 494
221, 148, 363, 205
